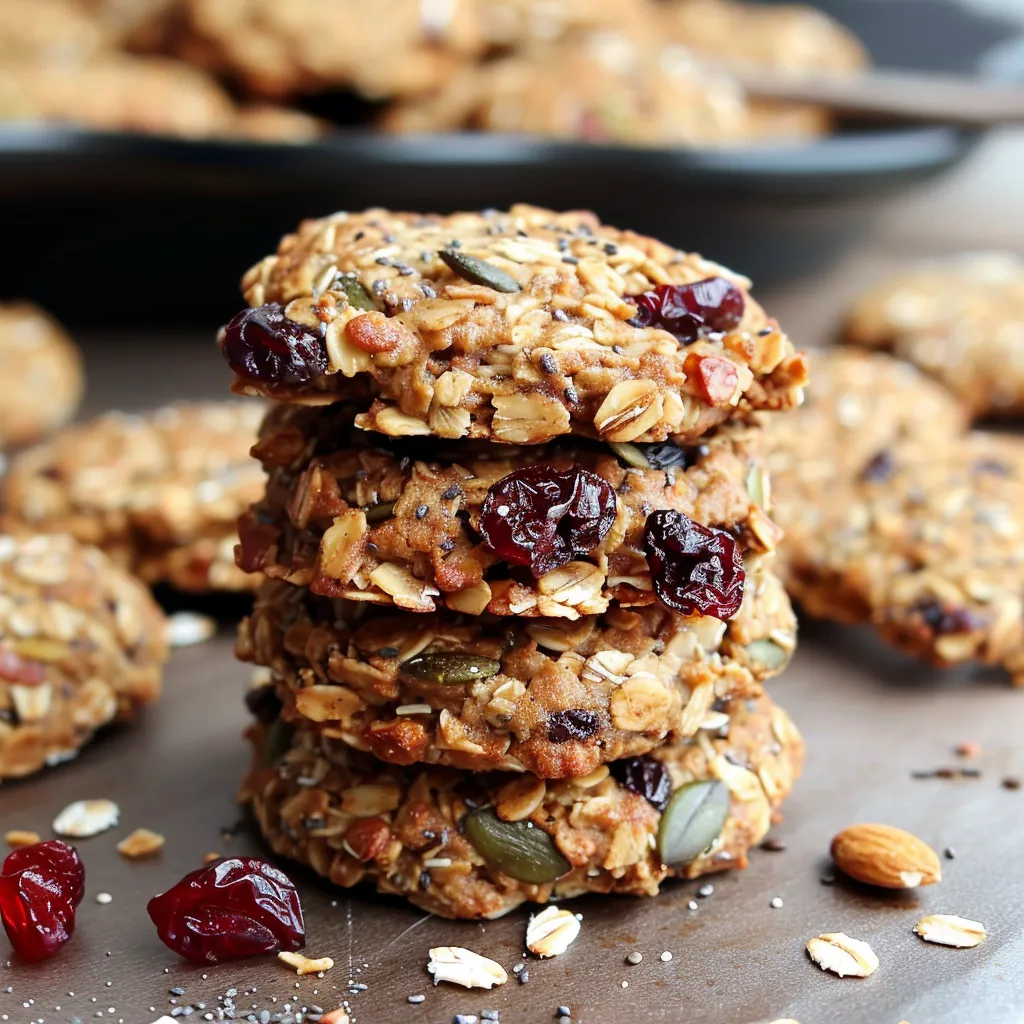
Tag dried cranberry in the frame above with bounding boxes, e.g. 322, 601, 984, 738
973, 458, 1010, 477
147, 857, 304, 964
0, 648, 45, 685
479, 465, 616, 578
547, 710, 600, 744
642, 510, 745, 619
235, 511, 281, 574
0, 840, 84, 962
220, 303, 327, 386
860, 450, 895, 483
627, 278, 744, 345
610, 757, 672, 811
913, 599, 982, 636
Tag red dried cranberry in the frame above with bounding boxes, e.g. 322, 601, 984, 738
235, 511, 282, 574
546, 709, 600, 744
147, 857, 304, 964
0, 840, 84, 962
627, 278, 744, 345
479, 465, 615, 578
610, 757, 672, 811
220, 303, 327, 387
642, 510, 744, 619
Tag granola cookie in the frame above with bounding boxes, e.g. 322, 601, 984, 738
3, 402, 266, 593
243, 690, 803, 919
141, 0, 484, 101
237, 559, 794, 777
0, 303, 84, 450
844, 252, 1024, 418
0, 533, 167, 779
767, 351, 1024, 683
222, 205, 807, 445
238, 404, 778, 618
0, 0, 107, 69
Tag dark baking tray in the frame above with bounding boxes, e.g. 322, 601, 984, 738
0, 0, 1020, 326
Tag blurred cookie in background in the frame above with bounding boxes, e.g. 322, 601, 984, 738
0, 303, 84, 450
845, 252, 1024, 419
2, 402, 267, 593
0, 0, 108, 69
477, 0, 656, 49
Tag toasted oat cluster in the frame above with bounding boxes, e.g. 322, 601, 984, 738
222, 205, 807, 445
238, 403, 778, 618
768, 350, 1024, 683
243, 691, 803, 919
0, 534, 168, 779
237, 560, 795, 777
0, 303, 83, 449
0, 0, 106, 69
3, 402, 267, 592
844, 252, 1024, 418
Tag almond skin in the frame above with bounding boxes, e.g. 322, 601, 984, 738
830, 823, 941, 889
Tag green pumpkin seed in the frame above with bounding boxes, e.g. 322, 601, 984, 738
610, 441, 693, 471
608, 442, 650, 470
438, 250, 521, 293
743, 639, 789, 671
263, 718, 295, 767
656, 780, 729, 867
399, 652, 501, 686
340, 276, 377, 312
463, 807, 570, 883
362, 500, 396, 524
745, 464, 770, 508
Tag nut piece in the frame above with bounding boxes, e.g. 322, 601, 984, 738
4, 830, 41, 848
278, 951, 335, 975
806, 933, 879, 978
52, 798, 120, 838
914, 914, 986, 948
526, 906, 581, 958
830, 823, 941, 889
427, 946, 509, 989
116, 828, 166, 859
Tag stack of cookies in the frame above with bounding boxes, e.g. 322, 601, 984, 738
225, 205, 808, 918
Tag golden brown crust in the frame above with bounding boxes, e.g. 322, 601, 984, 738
0, 534, 168, 779
243, 691, 803, 919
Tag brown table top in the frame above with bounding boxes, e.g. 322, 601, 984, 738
3, 130, 1024, 1024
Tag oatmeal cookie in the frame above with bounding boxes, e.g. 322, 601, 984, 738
0, 533, 167, 779
0, 0, 107, 69
237, 558, 794, 777
238, 404, 778, 618
844, 252, 1024, 418
0, 303, 84, 449
3, 402, 266, 593
222, 205, 807, 445
243, 690, 802, 919
478, 0, 654, 49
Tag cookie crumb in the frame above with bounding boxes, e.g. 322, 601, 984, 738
278, 951, 335, 975
1002, 775, 1022, 790
955, 741, 981, 758
4, 830, 41, 848
117, 828, 165, 859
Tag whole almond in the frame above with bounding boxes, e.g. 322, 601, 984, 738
830, 823, 941, 889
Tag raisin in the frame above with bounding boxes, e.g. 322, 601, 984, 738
147, 857, 305, 964
220, 303, 327, 386
913, 598, 982, 636
642, 510, 745, 619
626, 278, 744, 345
611, 757, 672, 811
479, 465, 616, 578
0, 841, 84, 962
860, 450, 895, 483
546, 710, 600, 744
244, 684, 282, 725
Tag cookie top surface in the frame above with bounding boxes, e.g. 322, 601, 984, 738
0, 302, 84, 448
225, 205, 807, 445
4, 401, 265, 547
0, 0, 107, 69
844, 252, 1024, 417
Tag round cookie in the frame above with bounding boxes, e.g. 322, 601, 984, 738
243, 691, 803, 919
0, 533, 167, 779
238, 403, 778, 619
844, 252, 1024, 418
0, 0, 106, 69
0, 303, 83, 449
3, 402, 267, 593
223, 205, 808, 445
237, 557, 795, 777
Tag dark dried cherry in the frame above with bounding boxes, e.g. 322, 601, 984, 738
0, 840, 84, 962
147, 857, 305, 964
627, 278, 744, 345
610, 756, 672, 811
546, 709, 600, 744
642, 510, 745, 619
479, 465, 615, 578
220, 303, 327, 386
913, 598, 982, 636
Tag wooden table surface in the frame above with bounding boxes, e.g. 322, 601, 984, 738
2, 130, 1023, 1024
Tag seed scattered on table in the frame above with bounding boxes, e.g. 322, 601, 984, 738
626, 951, 643, 965
770, 897, 784, 909
407, 993, 425, 1003
1002, 775, 1022, 790
96, 892, 113, 904
697, 884, 714, 897
955, 741, 981, 758
761, 837, 787, 852
660, 951, 673, 962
